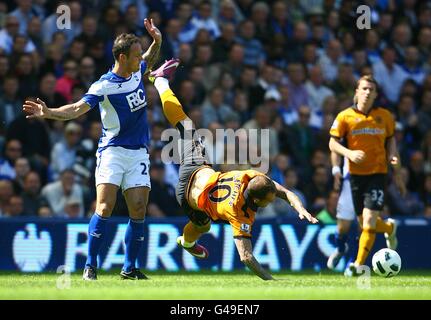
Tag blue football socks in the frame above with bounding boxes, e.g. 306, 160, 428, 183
123, 219, 145, 272
85, 213, 108, 268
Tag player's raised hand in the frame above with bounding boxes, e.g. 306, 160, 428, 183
298, 208, 319, 224
348, 150, 365, 164
144, 18, 161, 43
23, 98, 49, 119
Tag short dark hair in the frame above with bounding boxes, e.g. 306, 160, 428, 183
112, 33, 141, 61
247, 175, 276, 200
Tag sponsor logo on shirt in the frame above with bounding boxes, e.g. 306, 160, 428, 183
126, 88, 147, 112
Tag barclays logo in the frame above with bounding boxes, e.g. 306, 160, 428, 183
13, 224, 52, 272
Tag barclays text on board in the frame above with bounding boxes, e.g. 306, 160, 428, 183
0, 217, 430, 272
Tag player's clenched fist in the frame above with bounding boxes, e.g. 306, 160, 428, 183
348, 150, 365, 164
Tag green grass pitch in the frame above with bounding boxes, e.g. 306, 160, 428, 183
1, 270, 431, 300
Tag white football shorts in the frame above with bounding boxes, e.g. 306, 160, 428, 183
95, 146, 151, 191
336, 178, 356, 221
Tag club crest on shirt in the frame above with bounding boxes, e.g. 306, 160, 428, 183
240, 223, 250, 232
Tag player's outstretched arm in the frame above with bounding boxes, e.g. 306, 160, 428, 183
234, 237, 274, 281
23, 98, 90, 121
274, 181, 319, 224
142, 18, 161, 71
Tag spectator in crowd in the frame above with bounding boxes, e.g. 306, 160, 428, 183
387, 167, 424, 216
277, 85, 298, 126
285, 21, 309, 64
41, 169, 85, 218
318, 39, 343, 83
303, 164, 330, 214
302, 42, 319, 70
202, 87, 236, 127
64, 38, 86, 64
235, 19, 265, 67
188, 65, 207, 105
330, 63, 356, 99
204, 121, 225, 167
280, 105, 317, 179
147, 160, 181, 217
161, 18, 182, 60
215, 43, 246, 83
305, 65, 334, 112
78, 57, 96, 90
55, 60, 80, 103
395, 94, 421, 150
0, 76, 21, 128
119, 0, 148, 28
0, 139, 22, 180
373, 46, 408, 106
421, 173, 431, 216
417, 27, 431, 63
270, 154, 290, 185
74, 121, 101, 186
211, 22, 236, 63
243, 105, 280, 161
417, 90, 431, 135
50, 121, 82, 180
123, 5, 145, 37
0, 55, 10, 87
391, 22, 413, 63
21, 171, 48, 216
63, 196, 84, 218
249, 64, 278, 110
3, 195, 24, 217
15, 53, 39, 99
190, 1, 221, 40
0, 15, 37, 55
42, 0, 83, 45
316, 190, 338, 224
402, 46, 425, 84
407, 151, 426, 195
284, 63, 309, 111
37, 73, 68, 109
98, 5, 121, 43
250, 1, 271, 46
216, 0, 243, 26
0, 179, 14, 217
176, 2, 197, 44
271, 167, 307, 217
269, 0, 293, 40
12, 157, 31, 194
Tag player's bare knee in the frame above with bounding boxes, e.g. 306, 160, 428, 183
129, 202, 147, 219
96, 202, 114, 217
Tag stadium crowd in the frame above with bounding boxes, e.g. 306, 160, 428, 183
0, 0, 431, 220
